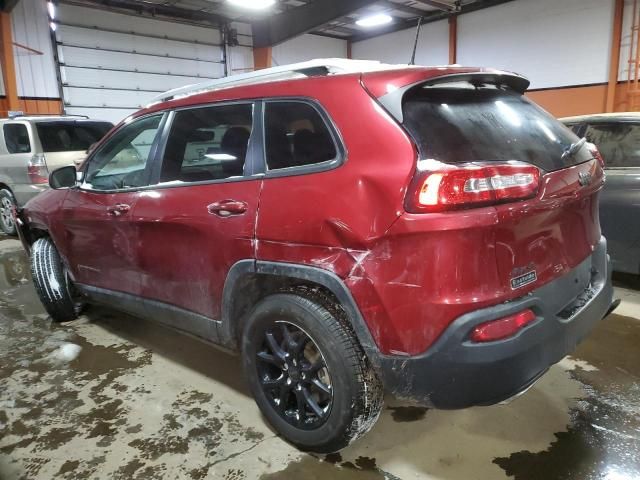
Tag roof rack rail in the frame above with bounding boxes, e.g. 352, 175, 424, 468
148, 58, 404, 105
6, 113, 90, 120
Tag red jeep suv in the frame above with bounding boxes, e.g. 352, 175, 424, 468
14, 60, 616, 453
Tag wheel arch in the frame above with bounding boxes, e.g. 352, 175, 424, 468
0, 182, 14, 195
220, 260, 382, 369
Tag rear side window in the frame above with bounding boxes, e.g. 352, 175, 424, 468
160, 104, 253, 183
3, 124, 31, 154
36, 122, 113, 152
264, 102, 337, 171
584, 123, 640, 168
402, 86, 591, 172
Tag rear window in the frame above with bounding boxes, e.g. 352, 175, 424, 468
584, 123, 640, 168
36, 121, 113, 153
402, 86, 591, 172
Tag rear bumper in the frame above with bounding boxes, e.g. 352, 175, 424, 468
378, 236, 615, 408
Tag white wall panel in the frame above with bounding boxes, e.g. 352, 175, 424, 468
272, 34, 347, 65
352, 19, 448, 66
12, 0, 59, 98
458, 0, 614, 89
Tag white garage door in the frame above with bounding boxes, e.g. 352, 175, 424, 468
55, 4, 226, 124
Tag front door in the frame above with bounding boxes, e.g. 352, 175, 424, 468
60, 113, 165, 295
133, 102, 261, 321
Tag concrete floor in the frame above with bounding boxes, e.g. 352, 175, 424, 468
0, 234, 638, 480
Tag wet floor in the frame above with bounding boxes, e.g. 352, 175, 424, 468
0, 234, 638, 479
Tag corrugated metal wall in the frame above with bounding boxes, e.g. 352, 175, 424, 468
11, 0, 59, 99
272, 34, 347, 66
352, 19, 448, 66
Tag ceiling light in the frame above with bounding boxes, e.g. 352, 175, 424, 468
356, 13, 393, 28
227, 0, 275, 9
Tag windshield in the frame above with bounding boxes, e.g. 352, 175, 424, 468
36, 121, 113, 153
402, 86, 592, 171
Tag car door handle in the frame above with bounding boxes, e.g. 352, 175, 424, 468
107, 204, 131, 217
207, 200, 248, 217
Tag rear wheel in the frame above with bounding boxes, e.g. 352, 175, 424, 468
242, 291, 383, 453
31, 237, 83, 322
0, 189, 17, 236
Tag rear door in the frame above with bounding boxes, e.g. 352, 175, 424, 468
401, 84, 602, 292
132, 102, 261, 321
585, 121, 640, 274
60, 113, 165, 295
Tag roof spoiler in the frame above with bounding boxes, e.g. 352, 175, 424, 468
377, 71, 531, 123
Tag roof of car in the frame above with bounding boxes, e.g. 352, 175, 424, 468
135, 59, 529, 124
560, 112, 640, 123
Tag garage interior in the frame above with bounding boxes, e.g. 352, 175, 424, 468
0, 0, 639, 479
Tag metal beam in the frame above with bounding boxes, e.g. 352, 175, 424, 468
0, 0, 20, 12
375, 0, 427, 16
61, 0, 229, 27
252, 0, 378, 48
411, 0, 455, 11
350, 0, 516, 42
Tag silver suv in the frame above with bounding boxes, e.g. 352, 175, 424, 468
0, 115, 112, 235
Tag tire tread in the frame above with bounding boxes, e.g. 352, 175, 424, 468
31, 237, 78, 322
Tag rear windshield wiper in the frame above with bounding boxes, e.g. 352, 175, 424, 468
561, 137, 587, 161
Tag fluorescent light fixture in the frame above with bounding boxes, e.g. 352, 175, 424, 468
227, 0, 275, 9
50, 21, 57, 31
47, 1, 55, 19
356, 13, 392, 28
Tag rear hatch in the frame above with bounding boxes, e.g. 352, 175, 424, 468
35, 120, 113, 169
388, 75, 602, 294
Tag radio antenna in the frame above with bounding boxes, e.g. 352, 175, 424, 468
409, 16, 423, 65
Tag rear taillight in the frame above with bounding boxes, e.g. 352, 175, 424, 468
470, 309, 537, 343
405, 161, 540, 213
589, 146, 605, 169
28, 154, 48, 185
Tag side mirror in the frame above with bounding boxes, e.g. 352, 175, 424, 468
49, 165, 78, 189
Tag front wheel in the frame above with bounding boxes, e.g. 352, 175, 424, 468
242, 292, 383, 453
31, 237, 83, 322
0, 189, 17, 236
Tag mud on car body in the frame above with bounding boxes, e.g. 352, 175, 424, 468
14, 60, 617, 452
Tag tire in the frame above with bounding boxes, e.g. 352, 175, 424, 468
0, 189, 17, 236
31, 237, 81, 322
242, 290, 383, 453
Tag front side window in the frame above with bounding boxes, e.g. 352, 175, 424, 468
264, 102, 338, 171
4, 124, 31, 154
84, 115, 162, 191
160, 104, 253, 184
36, 121, 113, 152
585, 123, 640, 168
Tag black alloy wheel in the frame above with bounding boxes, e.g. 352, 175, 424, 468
256, 321, 333, 430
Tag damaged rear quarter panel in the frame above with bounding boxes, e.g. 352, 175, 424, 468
254, 77, 417, 350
